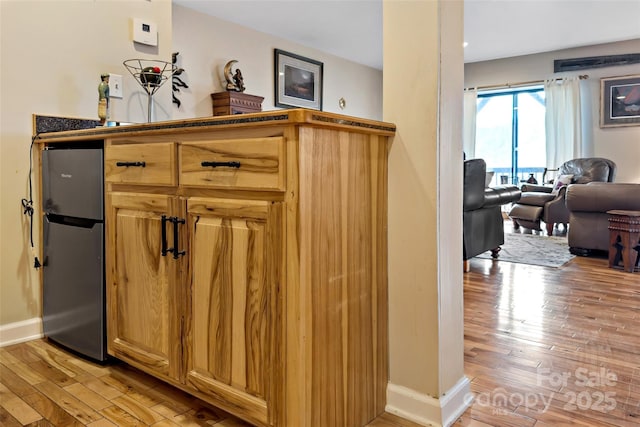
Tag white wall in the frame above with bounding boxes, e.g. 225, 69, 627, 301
0, 0, 382, 334
171, 4, 383, 121
0, 0, 173, 329
465, 39, 640, 183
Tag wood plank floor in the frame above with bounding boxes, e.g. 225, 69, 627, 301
456, 225, 640, 426
2, 225, 639, 426
0, 344, 419, 426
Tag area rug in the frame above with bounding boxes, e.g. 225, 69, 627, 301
476, 232, 575, 268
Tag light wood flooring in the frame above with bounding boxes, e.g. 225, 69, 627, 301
2, 226, 639, 426
0, 337, 422, 427
456, 226, 640, 426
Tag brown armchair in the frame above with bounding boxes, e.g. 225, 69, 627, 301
508, 157, 616, 235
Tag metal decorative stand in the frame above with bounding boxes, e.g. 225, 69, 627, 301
123, 59, 174, 122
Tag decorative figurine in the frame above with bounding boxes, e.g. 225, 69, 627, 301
233, 68, 245, 92
224, 60, 245, 92
172, 52, 189, 108
98, 73, 110, 125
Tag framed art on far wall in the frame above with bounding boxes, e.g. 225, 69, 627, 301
600, 74, 640, 128
274, 49, 323, 110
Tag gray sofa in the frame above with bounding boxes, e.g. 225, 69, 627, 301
565, 182, 640, 255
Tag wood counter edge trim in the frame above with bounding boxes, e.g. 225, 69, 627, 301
35, 112, 290, 142
34, 109, 396, 143
302, 111, 396, 135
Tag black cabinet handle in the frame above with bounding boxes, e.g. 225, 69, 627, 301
171, 217, 186, 259
161, 216, 185, 259
116, 161, 146, 167
201, 161, 241, 169
161, 215, 170, 256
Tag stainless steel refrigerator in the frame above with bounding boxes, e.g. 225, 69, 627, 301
42, 145, 107, 361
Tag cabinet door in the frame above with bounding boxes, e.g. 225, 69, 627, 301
185, 197, 281, 427
106, 192, 182, 381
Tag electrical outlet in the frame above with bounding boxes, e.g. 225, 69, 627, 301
109, 74, 123, 98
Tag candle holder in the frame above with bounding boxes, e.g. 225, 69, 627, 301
123, 59, 174, 122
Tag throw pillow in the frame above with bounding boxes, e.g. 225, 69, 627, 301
551, 174, 574, 195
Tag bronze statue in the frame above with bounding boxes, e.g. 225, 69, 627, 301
233, 69, 245, 92
224, 60, 245, 92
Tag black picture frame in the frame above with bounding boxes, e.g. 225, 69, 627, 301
274, 49, 323, 110
600, 74, 640, 128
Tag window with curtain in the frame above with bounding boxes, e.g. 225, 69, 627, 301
475, 86, 546, 186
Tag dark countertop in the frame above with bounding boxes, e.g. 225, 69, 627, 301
33, 114, 102, 134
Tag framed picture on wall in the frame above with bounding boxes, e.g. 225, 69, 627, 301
600, 74, 640, 128
274, 49, 323, 110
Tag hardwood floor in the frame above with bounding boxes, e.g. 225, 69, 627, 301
0, 342, 418, 426
456, 226, 640, 426
2, 225, 638, 426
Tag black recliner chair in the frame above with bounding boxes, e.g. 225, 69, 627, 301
463, 159, 521, 265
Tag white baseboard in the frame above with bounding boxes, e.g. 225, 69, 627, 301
386, 376, 472, 426
0, 317, 43, 347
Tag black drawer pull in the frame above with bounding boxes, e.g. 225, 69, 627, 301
201, 161, 241, 169
116, 161, 146, 167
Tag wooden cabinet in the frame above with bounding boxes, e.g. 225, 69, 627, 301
185, 197, 281, 425
106, 192, 182, 380
105, 136, 282, 426
105, 143, 181, 384
107, 191, 280, 426
40, 110, 395, 427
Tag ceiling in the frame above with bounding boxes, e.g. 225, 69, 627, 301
173, 0, 640, 70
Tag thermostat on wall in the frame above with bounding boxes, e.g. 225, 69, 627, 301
132, 18, 157, 46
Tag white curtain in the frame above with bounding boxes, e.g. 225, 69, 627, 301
463, 88, 477, 159
544, 77, 584, 168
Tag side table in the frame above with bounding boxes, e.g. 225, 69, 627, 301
607, 210, 640, 273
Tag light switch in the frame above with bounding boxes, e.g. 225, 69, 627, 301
109, 74, 123, 98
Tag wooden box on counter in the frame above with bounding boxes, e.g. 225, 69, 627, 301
211, 91, 264, 116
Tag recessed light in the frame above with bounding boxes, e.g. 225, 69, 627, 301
463, 42, 469, 48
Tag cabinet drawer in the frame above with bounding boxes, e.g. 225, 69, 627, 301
180, 137, 285, 191
105, 142, 176, 186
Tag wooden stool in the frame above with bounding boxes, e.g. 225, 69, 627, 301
607, 210, 640, 273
